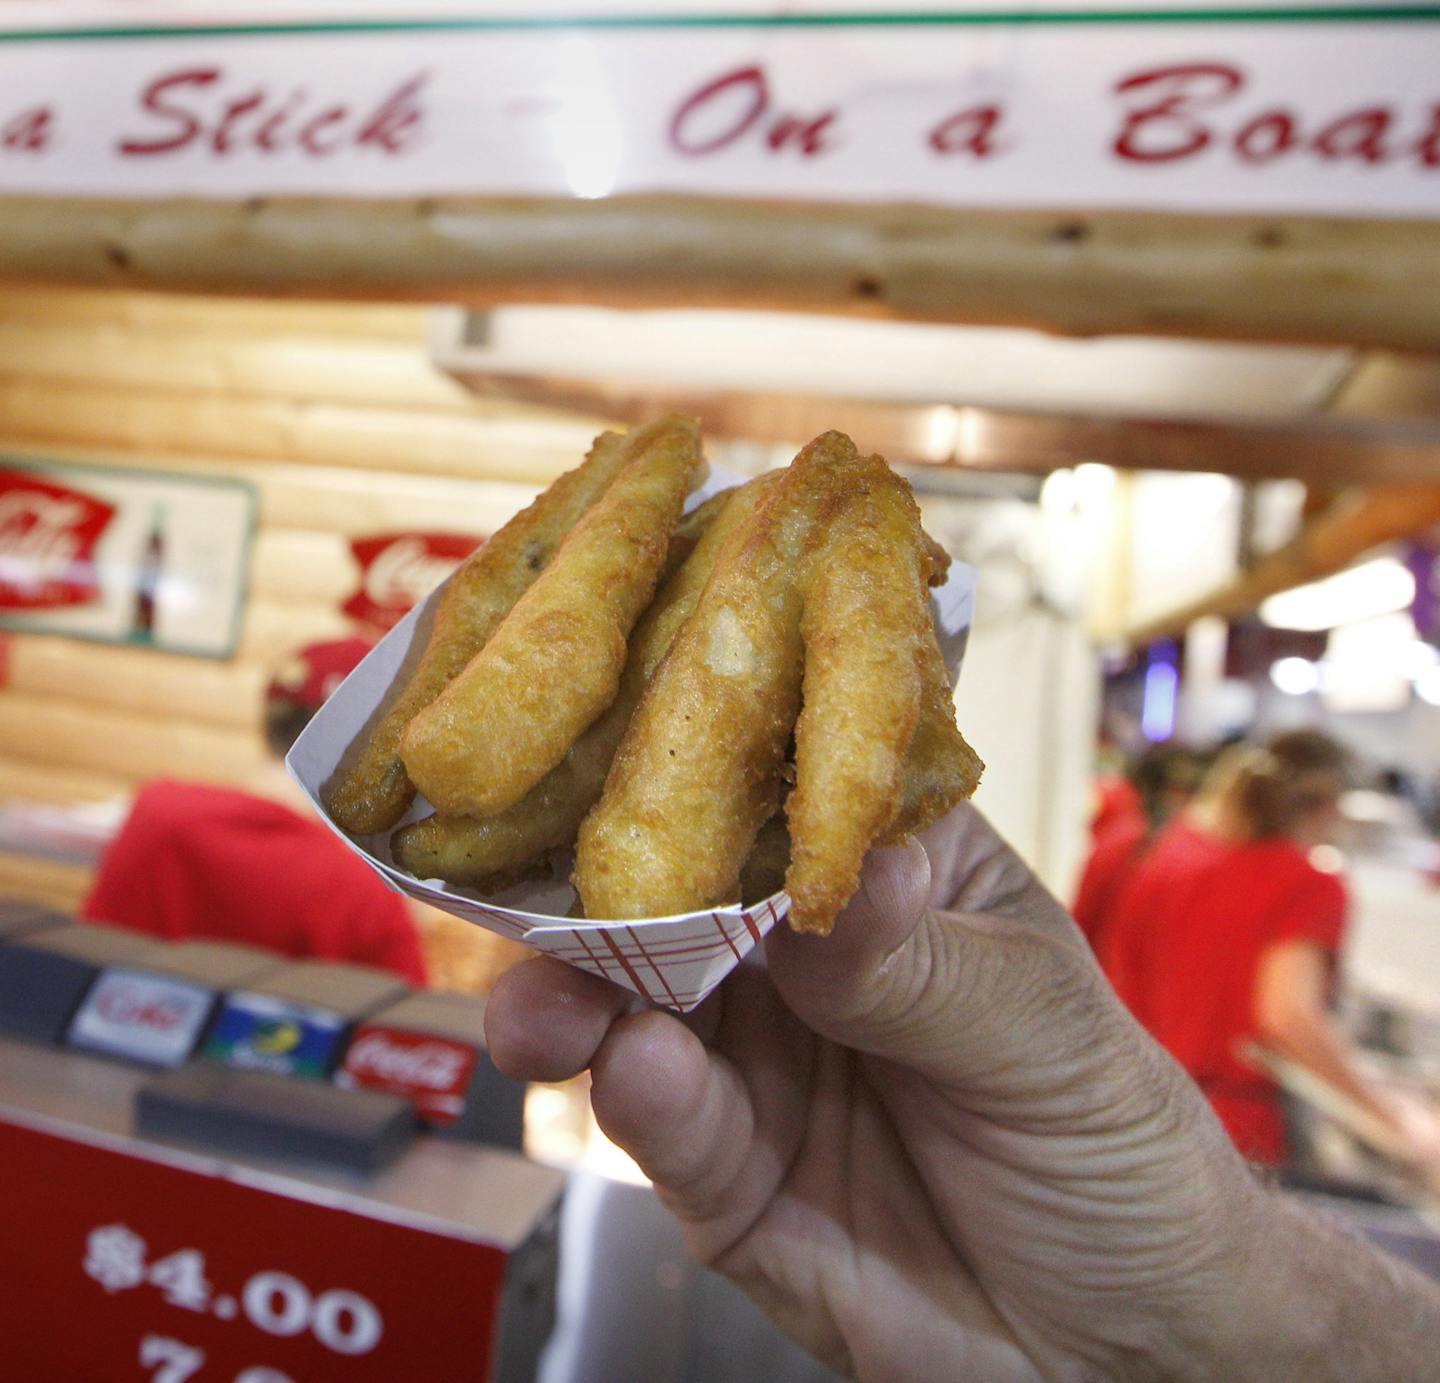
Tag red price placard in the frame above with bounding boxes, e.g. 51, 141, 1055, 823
0, 1119, 508, 1381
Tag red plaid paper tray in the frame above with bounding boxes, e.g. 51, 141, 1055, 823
289, 471, 975, 1013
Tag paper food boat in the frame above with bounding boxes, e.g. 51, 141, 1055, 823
289, 470, 975, 1013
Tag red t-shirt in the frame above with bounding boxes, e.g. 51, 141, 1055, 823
82, 781, 427, 984
1090, 775, 1144, 843
1072, 813, 1149, 953
1099, 820, 1346, 1165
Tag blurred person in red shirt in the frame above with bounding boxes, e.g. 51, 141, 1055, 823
83, 639, 427, 984
1100, 730, 1440, 1168
1073, 745, 1205, 952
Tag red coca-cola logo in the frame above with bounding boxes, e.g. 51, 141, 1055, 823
342, 532, 480, 630
339, 1025, 477, 1125
0, 469, 116, 610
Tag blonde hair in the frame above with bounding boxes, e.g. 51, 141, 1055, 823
1202, 731, 1351, 842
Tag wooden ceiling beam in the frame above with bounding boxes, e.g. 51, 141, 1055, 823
1123, 486, 1440, 647
450, 369, 1440, 486
2, 196, 1440, 352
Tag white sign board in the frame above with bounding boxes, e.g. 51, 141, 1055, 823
0, 2, 1436, 216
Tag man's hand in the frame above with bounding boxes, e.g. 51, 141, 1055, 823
486, 805, 1438, 1382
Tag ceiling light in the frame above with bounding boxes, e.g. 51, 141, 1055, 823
1270, 657, 1320, 696
1401, 639, 1440, 679
1259, 557, 1416, 633
1322, 613, 1416, 714
1073, 463, 1117, 504
1039, 468, 1076, 516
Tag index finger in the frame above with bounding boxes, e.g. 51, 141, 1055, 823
484, 954, 634, 1083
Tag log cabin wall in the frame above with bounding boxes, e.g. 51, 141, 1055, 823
0, 286, 614, 910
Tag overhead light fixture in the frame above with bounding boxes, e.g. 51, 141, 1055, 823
1400, 639, 1440, 679
1072, 462, 1117, 502
1322, 613, 1416, 715
1259, 557, 1416, 633
1270, 657, 1320, 696
1039, 467, 1076, 515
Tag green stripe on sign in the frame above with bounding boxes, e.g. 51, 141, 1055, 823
0, 7, 1439, 44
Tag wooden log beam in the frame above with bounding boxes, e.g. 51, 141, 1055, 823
239, 600, 355, 663
464, 371, 1440, 485
1, 439, 542, 537
0, 375, 601, 486
1, 197, 1439, 351
5, 636, 266, 731
0, 285, 429, 339
0, 849, 94, 914
1124, 486, 1440, 647
0, 320, 479, 412
0, 757, 137, 808
0, 690, 266, 784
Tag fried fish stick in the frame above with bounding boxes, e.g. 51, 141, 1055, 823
733, 694, 982, 916
323, 428, 636, 835
739, 814, 791, 906
391, 478, 777, 887
576, 433, 859, 920
922, 528, 951, 586
784, 455, 933, 934
402, 414, 705, 817
887, 633, 985, 842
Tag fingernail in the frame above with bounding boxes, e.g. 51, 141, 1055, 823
859, 838, 931, 918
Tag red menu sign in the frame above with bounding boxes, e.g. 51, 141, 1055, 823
0, 467, 115, 610
342, 533, 479, 631
0, 1118, 507, 1382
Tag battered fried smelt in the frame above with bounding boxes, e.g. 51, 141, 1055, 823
887, 633, 984, 842
576, 433, 859, 920
402, 414, 705, 817
323, 428, 635, 835
922, 528, 952, 586
671, 487, 732, 553
784, 455, 933, 935
739, 814, 791, 906
391, 478, 778, 888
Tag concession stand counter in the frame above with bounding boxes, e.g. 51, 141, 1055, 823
0, 1, 1439, 1377
0, 923, 839, 1382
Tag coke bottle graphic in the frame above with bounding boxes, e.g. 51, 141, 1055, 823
132, 507, 164, 643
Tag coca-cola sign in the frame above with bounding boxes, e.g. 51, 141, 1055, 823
342, 532, 479, 631
336, 1025, 477, 1124
0, 469, 115, 610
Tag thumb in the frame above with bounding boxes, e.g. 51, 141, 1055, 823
766, 836, 934, 1023
767, 818, 1135, 1109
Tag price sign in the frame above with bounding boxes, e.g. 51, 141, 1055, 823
0, 1118, 508, 1380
